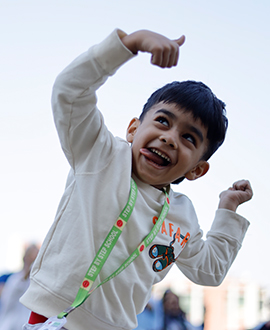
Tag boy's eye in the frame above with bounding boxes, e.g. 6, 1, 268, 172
156, 116, 169, 127
183, 134, 196, 145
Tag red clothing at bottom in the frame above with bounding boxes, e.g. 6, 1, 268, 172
28, 312, 48, 324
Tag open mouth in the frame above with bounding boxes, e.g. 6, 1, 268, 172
140, 148, 171, 167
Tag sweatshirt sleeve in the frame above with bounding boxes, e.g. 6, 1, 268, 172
51, 29, 135, 171
176, 209, 250, 286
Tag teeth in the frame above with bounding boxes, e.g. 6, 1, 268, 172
151, 148, 171, 163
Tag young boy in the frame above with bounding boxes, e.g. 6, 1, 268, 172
21, 29, 252, 330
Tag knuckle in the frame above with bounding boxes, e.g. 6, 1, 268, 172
153, 45, 163, 52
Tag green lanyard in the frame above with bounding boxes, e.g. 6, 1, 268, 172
57, 178, 170, 319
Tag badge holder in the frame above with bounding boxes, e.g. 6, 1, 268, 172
34, 316, 67, 330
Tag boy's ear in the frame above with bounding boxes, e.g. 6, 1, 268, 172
185, 161, 209, 181
126, 118, 140, 143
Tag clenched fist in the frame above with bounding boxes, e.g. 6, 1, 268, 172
218, 180, 253, 212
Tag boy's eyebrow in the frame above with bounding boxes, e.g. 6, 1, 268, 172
155, 109, 204, 142
155, 109, 177, 121
187, 125, 204, 143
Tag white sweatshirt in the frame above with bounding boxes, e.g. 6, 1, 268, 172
20, 29, 250, 330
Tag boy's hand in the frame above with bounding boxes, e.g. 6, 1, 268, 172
122, 30, 185, 68
218, 180, 253, 212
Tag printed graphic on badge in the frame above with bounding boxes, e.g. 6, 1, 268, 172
35, 316, 67, 330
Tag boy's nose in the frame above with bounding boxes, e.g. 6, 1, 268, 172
159, 134, 177, 149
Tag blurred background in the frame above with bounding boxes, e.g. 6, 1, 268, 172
0, 1, 269, 329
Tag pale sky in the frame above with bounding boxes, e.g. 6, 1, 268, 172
1, 0, 270, 292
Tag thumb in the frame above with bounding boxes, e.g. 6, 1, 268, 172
174, 35, 186, 47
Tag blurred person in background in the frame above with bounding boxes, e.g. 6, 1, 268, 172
162, 290, 194, 330
0, 244, 39, 330
135, 290, 201, 330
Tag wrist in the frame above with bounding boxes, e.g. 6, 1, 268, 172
218, 199, 238, 212
121, 33, 139, 55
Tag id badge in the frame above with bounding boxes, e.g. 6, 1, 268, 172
34, 316, 67, 330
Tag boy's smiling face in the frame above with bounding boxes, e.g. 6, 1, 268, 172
126, 102, 210, 189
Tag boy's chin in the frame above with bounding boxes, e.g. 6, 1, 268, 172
147, 179, 171, 190
133, 167, 178, 189
135, 173, 165, 189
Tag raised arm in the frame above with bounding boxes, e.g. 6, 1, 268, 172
52, 29, 185, 170
176, 181, 252, 286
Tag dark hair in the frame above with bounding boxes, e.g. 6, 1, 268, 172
139, 81, 228, 184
